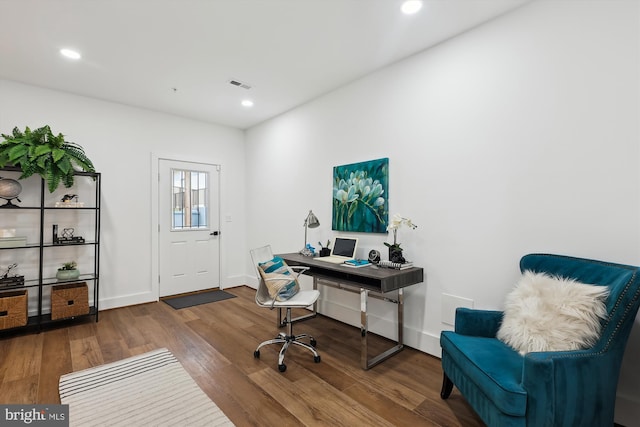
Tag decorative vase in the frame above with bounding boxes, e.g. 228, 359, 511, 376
388, 246, 405, 263
56, 269, 80, 280
0, 177, 22, 207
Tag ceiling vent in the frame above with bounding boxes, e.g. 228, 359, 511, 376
228, 79, 251, 90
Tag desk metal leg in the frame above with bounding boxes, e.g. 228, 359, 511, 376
360, 289, 369, 369
277, 277, 318, 328
361, 287, 404, 370
398, 288, 404, 346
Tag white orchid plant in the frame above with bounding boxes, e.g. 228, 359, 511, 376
385, 214, 418, 250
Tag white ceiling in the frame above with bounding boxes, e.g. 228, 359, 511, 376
0, 0, 531, 130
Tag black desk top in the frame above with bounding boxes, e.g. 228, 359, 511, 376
279, 252, 424, 293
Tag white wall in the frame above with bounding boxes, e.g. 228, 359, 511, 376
0, 79, 247, 309
245, 0, 640, 423
1, 0, 638, 423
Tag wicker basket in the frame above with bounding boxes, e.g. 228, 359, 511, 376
0, 289, 28, 330
51, 282, 89, 320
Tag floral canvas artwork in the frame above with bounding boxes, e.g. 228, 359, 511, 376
332, 158, 388, 233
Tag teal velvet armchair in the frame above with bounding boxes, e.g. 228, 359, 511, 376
440, 254, 640, 427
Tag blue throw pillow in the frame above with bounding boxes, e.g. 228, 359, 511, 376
258, 257, 300, 303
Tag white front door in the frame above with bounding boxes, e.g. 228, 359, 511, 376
158, 159, 220, 297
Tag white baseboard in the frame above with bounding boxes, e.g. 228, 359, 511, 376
99, 291, 157, 311
223, 274, 250, 289
101, 276, 251, 310
236, 275, 442, 357
317, 296, 442, 358
132, 275, 443, 358
615, 392, 640, 426
96, 281, 633, 424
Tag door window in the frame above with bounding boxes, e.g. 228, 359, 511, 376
171, 169, 208, 230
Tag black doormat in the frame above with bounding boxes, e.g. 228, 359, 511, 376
163, 290, 236, 309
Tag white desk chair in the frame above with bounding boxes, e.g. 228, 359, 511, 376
250, 245, 321, 372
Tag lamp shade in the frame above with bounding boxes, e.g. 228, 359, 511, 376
307, 211, 320, 228
302, 210, 320, 256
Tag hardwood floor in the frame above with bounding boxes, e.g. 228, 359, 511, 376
0, 286, 485, 426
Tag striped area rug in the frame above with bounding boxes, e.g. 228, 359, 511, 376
59, 348, 234, 427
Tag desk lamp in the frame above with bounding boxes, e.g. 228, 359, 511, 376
301, 210, 320, 256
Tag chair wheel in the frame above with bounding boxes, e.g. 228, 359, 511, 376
254, 350, 260, 359
278, 364, 287, 372
314, 355, 321, 363
310, 338, 317, 347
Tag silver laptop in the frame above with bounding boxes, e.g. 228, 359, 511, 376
316, 237, 358, 263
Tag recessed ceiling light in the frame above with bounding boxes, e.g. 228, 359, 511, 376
401, 0, 423, 15
60, 48, 81, 60
241, 100, 254, 107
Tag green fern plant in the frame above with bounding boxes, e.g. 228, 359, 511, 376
59, 261, 78, 271
0, 125, 95, 192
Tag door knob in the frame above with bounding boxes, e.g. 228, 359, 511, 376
210, 231, 220, 236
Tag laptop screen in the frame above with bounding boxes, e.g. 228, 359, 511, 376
331, 237, 358, 258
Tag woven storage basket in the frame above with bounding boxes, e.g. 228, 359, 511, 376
51, 282, 89, 320
0, 289, 28, 330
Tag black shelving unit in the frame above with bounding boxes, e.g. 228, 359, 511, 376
0, 167, 100, 333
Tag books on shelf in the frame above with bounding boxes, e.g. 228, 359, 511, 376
377, 260, 414, 270
0, 236, 27, 248
0, 229, 16, 238
0, 275, 25, 289
54, 237, 86, 245
55, 201, 85, 207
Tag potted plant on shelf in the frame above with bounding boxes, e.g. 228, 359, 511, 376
384, 214, 418, 263
56, 261, 80, 280
0, 125, 95, 193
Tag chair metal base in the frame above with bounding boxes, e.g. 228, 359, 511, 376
253, 307, 321, 372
